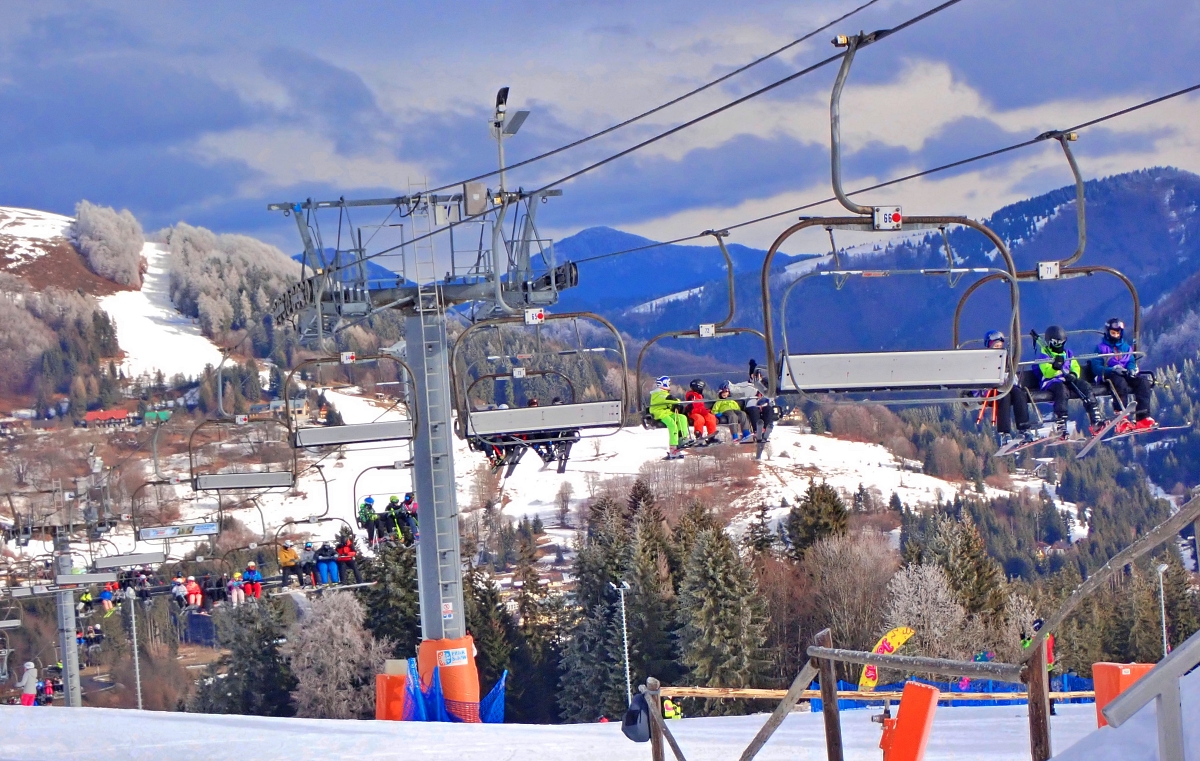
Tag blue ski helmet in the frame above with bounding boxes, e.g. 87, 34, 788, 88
984, 330, 1005, 348
719, 381, 731, 393
655, 376, 670, 390
364, 496, 374, 505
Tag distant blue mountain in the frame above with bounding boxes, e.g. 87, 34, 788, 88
292, 249, 403, 289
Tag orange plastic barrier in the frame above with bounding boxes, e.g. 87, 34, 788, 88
879, 682, 941, 761
1092, 662, 1153, 727
418, 635, 481, 722
376, 674, 408, 721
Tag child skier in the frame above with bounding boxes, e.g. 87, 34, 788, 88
184, 576, 203, 608
981, 330, 1035, 446
1089, 318, 1155, 433
358, 495, 379, 545
648, 376, 692, 459
712, 382, 753, 442
684, 379, 720, 445
336, 535, 362, 584
226, 573, 245, 608
242, 562, 263, 599
1034, 326, 1103, 436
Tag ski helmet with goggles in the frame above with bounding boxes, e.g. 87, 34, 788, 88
1105, 317, 1125, 339
719, 381, 731, 393
364, 496, 374, 505
689, 379, 706, 393
1044, 325, 1068, 352
984, 330, 1005, 348
655, 376, 670, 390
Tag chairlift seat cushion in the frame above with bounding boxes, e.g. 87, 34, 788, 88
468, 400, 621, 436
780, 349, 1006, 393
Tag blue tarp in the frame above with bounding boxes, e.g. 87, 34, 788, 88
809, 674, 1096, 711
400, 657, 507, 723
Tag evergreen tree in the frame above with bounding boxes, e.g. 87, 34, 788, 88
743, 503, 776, 555
357, 542, 421, 660
1161, 551, 1200, 648
558, 600, 622, 721
464, 564, 517, 694
669, 501, 717, 585
625, 513, 681, 688
627, 478, 655, 517
188, 603, 296, 716
784, 480, 848, 561
890, 492, 904, 513
928, 513, 1008, 620
676, 528, 768, 715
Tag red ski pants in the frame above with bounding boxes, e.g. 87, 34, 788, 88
689, 409, 717, 436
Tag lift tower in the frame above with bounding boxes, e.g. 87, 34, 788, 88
268, 88, 575, 638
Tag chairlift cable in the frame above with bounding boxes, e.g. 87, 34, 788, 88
354, 0, 964, 269
571, 81, 1200, 265
422, 0, 885, 196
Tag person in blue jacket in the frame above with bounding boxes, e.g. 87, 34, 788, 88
1035, 325, 1102, 436
1089, 318, 1155, 433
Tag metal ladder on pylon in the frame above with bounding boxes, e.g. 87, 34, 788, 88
408, 184, 463, 639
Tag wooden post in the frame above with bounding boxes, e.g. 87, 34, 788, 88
646, 677, 665, 761
814, 628, 844, 761
1025, 642, 1052, 761
738, 659, 820, 761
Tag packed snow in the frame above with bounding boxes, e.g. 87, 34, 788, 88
98, 242, 224, 380
0, 206, 73, 268
0, 701, 1100, 761
630, 286, 706, 314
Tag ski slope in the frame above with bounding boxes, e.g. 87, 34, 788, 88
0, 206, 73, 269
99, 242, 224, 380
0, 702, 1100, 761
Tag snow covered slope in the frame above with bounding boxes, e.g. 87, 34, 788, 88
0, 702, 1097, 761
98, 242, 223, 380
0, 206, 72, 269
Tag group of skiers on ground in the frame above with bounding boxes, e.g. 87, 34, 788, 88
358, 493, 418, 546
984, 317, 1157, 446
277, 536, 363, 588
649, 359, 777, 459
11, 662, 57, 706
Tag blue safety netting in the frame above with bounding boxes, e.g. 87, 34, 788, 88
399, 657, 507, 723
809, 674, 1095, 711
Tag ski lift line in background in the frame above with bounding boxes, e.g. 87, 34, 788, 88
187, 418, 295, 492
450, 311, 629, 443
281, 354, 419, 452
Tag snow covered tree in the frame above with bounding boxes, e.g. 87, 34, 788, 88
927, 514, 1008, 621
289, 592, 390, 719
785, 480, 848, 561
805, 532, 898, 670
676, 528, 768, 714
71, 200, 146, 287
358, 541, 420, 660
883, 563, 982, 663
188, 602, 296, 716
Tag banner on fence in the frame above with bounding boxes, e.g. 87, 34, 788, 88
858, 626, 916, 691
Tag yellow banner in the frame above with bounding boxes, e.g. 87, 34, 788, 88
858, 627, 916, 691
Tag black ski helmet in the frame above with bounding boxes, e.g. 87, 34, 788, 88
689, 378, 706, 393
1104, 317, 1125, 340
1044, 325, 1067, 352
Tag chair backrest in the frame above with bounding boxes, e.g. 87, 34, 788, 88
780, 349, 1006, 393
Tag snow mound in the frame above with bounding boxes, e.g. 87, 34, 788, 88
0, 206, 73, 269
99, 242, 224, 380
0, 701, 1097, 761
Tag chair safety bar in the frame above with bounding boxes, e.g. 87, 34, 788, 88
294, 420, 413, 448
466, 400, 622, 437
780, 349, 1006, 393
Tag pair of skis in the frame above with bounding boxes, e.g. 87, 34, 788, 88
994, 406, 1134, 458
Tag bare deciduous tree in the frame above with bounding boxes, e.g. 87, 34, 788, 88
289, 592, 391, 719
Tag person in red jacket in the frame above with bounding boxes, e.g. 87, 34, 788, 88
184, 576, 203, 608
336, 536, 362, 584
684, 379, 719, 445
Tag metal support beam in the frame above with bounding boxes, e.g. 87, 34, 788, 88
53, 536, 81, 707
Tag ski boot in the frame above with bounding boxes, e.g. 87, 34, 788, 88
1114, 417, 1136, 435
665, 448, 685, 460
705, 433, 721, 446
1020, 427, 1038, 444
997, 432, 1013, 448
1134, 416, 1157, 431
1053, 417, 1070, 439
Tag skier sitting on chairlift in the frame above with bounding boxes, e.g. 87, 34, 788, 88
746, 360, 777, 442
1032, 325, 1104, 437
358, 495, 380, 545
713, 381, 754, 443
982, 330, 1036, 447
649, 376, 693, 460
684, 379, 720, 446
1090, 318, 1155, 434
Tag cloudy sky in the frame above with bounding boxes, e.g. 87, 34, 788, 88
2, 0, 1198, 252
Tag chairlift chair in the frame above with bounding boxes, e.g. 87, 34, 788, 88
451, 311, 629, 474
187, 418, 295, 491
760, 32, 1022, 406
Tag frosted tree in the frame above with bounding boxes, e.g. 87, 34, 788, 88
883, 563, 985, 662
71, 200, 146, 287
289, 592, 390, 719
